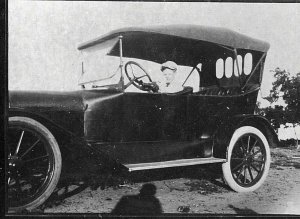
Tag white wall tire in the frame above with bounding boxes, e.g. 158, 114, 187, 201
222, 126, 270, 192
8, 116, 62, 212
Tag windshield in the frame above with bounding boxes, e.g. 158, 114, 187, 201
79, 37, 200, 92
79, 37, 121, 88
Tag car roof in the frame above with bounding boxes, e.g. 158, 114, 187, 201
78, 24, 270, 52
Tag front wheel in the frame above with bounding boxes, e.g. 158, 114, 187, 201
7, 116, 62, 212
222, 126, 270, 192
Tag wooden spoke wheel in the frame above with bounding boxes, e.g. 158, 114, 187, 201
222, 126, 270, 192
7, 117, 62, 212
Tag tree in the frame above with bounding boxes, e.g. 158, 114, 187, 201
269, 68, 300, 123
263, 105, 286, 130
261, 68, 300, 147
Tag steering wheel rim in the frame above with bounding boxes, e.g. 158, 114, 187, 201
124, 61, 153, 91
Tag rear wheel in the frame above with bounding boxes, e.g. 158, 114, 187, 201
7, 117, 62, 212
222, 126, 270, 192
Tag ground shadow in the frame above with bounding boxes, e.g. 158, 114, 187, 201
12, 178, 90, 214
39, 179, 89, 211
37, 163, 230, 212
111, 183, 163, 215
127, 164, 231, 193
228, 204, 258, 214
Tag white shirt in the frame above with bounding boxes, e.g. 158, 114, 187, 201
158, 81, 183, 93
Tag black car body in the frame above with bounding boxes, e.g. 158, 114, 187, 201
7, 25, 278, 212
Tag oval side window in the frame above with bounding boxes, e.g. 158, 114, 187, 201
216, 58, 224, 79
234, 55, 243, 77
244, 53, 253, 75
225, 57, 233, 78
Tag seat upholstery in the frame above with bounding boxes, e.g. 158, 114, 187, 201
197, 86, 241, 96
196, 83, 260, 96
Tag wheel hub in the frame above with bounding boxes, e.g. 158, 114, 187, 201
8, 155, 24, 170
244, 154, 252, 164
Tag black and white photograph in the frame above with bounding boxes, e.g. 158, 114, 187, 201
5, 1, 300, 215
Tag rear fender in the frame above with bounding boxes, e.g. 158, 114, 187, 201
213, 114, 279, 159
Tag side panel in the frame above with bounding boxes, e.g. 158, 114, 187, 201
83, 89, 266, 164
86, 91, 211, 164
184, 90, 260, 159
83, 90, 124, 142
186, 89, 259, 139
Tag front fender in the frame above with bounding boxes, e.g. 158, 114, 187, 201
213, 114, 279, 159
8, 109, 84, 147
9, 90, 86, 138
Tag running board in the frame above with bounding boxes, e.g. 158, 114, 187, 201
125, 157, 226, 172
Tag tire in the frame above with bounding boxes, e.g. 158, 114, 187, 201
7, 116, 62, 212
222, 126, 270, 192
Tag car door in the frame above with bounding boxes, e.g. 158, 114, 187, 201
101, 92, 165, 164
121, 92, 164, 142
161, 93, 188, 141
108, 91, 194, 164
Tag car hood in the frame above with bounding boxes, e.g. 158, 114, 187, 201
9, 90, 86, 112
9, 89, 124, 111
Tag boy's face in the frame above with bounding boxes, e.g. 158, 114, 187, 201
162, 68, 176, 83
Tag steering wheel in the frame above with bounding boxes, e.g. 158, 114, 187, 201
124, 61, 155, 91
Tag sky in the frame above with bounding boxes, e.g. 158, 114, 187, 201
8, 1, 300, 105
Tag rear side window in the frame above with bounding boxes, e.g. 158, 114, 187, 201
244, 53, 253, 75
225, 57, 233, 78
216, 53, 252, 78
234, 55, 243, 76
216, 58, 224, 79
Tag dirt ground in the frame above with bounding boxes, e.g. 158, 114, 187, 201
42, 147, 300, 215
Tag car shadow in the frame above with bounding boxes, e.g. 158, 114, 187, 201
38, 179, 89, 211
38, 163, 230, 211
127, 164, 232, 193
17, 177, 90, 214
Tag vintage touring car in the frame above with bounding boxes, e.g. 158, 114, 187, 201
7, 25, 279, 211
